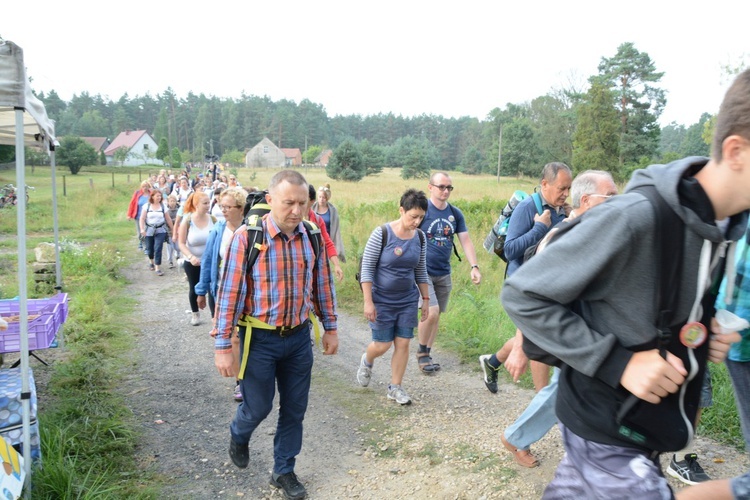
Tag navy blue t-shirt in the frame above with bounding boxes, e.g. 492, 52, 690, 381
421, 201, 467, 276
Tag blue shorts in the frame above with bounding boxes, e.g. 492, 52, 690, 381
372, 326, 414, 343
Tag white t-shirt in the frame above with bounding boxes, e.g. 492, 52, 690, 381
185, 215, 214, 259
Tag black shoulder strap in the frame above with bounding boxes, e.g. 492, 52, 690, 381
244, 215, 265, 270
448, 203, 463, 262
302, 220, 322, 266
375, 224, 389, 267
633, 185, 683, 332
616, 185, 683, 423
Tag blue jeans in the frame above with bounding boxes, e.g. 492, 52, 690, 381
727, 359, 750, 451
505, 367, 559, 450
145, 232, 167, 265
231, 323, 314, 475
136, 220, 143, 248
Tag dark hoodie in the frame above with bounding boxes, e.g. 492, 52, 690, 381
502, 157, 748, 452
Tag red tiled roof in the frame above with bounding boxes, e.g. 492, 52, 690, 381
104, 130, 148, 155
281, 148, 301, 158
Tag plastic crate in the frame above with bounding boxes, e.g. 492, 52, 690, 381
0, 294, 67, 353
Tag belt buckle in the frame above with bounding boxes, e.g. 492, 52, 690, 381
277, 325, 293, 337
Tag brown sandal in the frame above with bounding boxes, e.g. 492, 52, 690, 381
501, 435, 540, 468
416, 352, 437, 374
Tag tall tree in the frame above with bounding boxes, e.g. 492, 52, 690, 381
499, 119, 541, 177
597, 42, 665, 167
57, 136, 98, 175
154, 108, 169, 144
529, 95, 575, 166
327, 140, 366, 182
572, 79, 621, 178
679, 113, 711, 157
76, 110, 110, 137
358, 140, 385, 176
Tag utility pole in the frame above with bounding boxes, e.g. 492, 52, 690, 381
496, 126, 503, 183
304, 135, 308, 172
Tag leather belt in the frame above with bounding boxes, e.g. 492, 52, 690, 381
268, 319, 310, 337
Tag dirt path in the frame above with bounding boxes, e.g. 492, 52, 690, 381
117, 257, 750, 499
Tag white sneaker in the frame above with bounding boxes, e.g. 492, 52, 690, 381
190, 312, 200, 326
356, 353, 372, 387
387, 384, 412, 405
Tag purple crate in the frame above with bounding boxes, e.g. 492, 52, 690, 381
0, 295, 65, 354
29, 293, 68, 329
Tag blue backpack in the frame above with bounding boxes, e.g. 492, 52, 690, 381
484, 190, 543, 262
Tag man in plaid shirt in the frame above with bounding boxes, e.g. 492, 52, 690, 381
212, 169, 338, 500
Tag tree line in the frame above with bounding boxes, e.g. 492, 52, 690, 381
2, 42, 718, 180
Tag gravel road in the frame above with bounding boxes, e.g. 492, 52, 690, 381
117, 258, 750, 499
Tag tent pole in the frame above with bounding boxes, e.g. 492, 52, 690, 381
50, 148, 62, 291
15, 107, 33, 496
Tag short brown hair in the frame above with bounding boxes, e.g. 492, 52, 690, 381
712, 68, 750, 161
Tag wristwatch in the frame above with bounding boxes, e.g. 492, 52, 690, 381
471, 264, 479, 270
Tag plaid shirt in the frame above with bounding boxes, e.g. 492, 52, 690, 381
717, 223, 750, 362
212, 214, 337, 353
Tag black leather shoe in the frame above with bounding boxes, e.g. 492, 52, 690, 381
228, 437, 249, 468
270, 471, 307, 499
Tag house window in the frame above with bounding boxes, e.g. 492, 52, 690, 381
263, 146, 269, 154
143, 144, 149, 151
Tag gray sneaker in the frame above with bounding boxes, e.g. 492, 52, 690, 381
356, 353, 372, 387
479, 354, 499, 394
667, 453, 711, 485
387, 384, 412, 405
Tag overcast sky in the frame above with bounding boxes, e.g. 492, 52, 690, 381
3, 1, 747, 127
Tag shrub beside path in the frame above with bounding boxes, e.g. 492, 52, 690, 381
121, 260, 749, 499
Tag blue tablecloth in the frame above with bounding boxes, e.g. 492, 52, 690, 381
0, 367, 40, 461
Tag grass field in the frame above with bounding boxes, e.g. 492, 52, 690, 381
0, 163, 743, 495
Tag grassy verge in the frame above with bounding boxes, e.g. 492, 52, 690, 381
0, 167, 159, 497
32, 243, 157, 498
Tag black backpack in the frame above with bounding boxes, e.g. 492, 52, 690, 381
242, 190, 322, 269
355, 225, 426, 290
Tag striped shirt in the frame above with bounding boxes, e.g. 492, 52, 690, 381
213, 214, 337, 353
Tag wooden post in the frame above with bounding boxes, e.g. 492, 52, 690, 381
112, 172, 115, 188
89, 178, 94, 189
63, 175, 66, 197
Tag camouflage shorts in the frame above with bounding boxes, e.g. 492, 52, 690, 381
543, 424, 674, 500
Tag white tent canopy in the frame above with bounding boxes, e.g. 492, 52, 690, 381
0, 41, 55, 149
0, 38, 58, 495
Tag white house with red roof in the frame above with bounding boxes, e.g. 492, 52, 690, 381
104, 130, 162, 166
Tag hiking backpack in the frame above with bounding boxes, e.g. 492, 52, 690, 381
484, 191, 543, 262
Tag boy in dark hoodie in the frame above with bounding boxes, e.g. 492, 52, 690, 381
502, 68, 750, 498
